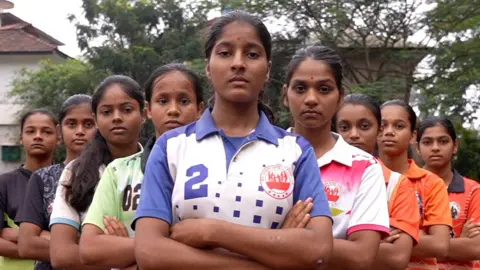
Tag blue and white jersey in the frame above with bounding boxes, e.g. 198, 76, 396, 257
133, 109, 331, 230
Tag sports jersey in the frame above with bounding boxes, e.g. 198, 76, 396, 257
83, 147, 144, 236
404, 160, 452, 270
438, 170, 480, 270
133, 109, 331, 238
317, 134, 390, 239
15, 163, 65, 270
0, 167, 34, 270
382, 163, 420, 244
49, 162, 105, 230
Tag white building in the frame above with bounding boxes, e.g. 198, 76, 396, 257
0, 12, 68, 173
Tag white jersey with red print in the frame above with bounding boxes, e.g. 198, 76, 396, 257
318, 134, 390, 239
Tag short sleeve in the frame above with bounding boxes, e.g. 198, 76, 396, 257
346, 163, 390, 236
83, 166, 118, 230
132, 135, 174, 229
466, 186, 480, 223
422, 175, 452, 228
15, 173, 47, 229
49, 168, 81, 230
293, 138, 331, 219
0, 177, 7, 230
389, 177, 420, 244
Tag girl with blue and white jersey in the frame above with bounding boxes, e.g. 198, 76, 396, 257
133, 10, 333, 270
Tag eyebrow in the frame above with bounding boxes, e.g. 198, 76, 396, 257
291, 79, 335, 84
215, 41, 264, 50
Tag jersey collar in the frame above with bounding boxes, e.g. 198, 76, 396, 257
448, 170, 465, 193
317, 133, 353, 168
405, 159, 426, 179
195, 108, 278, 145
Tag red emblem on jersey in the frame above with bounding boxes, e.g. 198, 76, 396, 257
324, 181, 342, 205
260, 165, 294, 199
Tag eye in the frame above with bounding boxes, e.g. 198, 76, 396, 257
124, 106, 133, 113
180, 98, 190, 105
218, 51, 231, 57
293, 84, 306, 92
421, 140, 431, 145
158, 98, 168, 104
360, 122, 371, 130
338, 124, 350, 132
100, 109, 110, 116
25, 130, 34, 135
66, 121, 76, 128
247, 52, 259, 59
395, 123, 405, 130
85, 121, 94, 128
440, 139, 449, 145
319, 86, 331, 93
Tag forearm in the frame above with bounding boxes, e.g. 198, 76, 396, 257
136, 237, 268, 270
80, 236, 135, 268
412, 234, 448, 258
373, 242, 411, 270
0, 238, 21, 258
445, 238, 480, 261
51, 241, 108, 270
329, 239, 377, 270
18, 236, 50, 261
1, 228, 18, 242
121, 265, 137, 270
208, 221, 329, 269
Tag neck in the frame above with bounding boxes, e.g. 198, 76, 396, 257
23, 154, 53, 171
425, 164, 453, 186
293, 122, 336, 159
108, 141, 139, 159
379, 151, 410, 174
211, 97, 259, 137
64, 149, 78, 165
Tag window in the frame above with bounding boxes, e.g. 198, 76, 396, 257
2, 145, 21, 162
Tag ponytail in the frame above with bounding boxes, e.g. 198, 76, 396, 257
64, 131, 113, 212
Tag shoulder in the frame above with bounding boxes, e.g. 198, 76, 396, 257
423, 170, 445, 186
161, 122, 198, 142
107, 151, 142, 173
276, 127, 312, 151
349, 146, 379, 169
0, 169, 22, 188
463, 177, 480, 188
33, 164, 65, 179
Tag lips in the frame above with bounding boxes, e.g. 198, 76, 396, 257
228, 76, 249, 84
111, 126, 127, 134
72, 139, 87, 145
381, 140, 396, 146
165, 120, 182, 129
31, 143, 44, 148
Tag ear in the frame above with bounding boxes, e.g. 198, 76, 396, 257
56, 124, 62, 146
205, 59, 211, 81
19, 134, 23, 146
282, 84, 289, 108
142, 107, 147, 124
453, 138, 459, 156
92, 113, 98, 128
196, 102, 205, 120
410, 130, 418, 145
265, 61, 272, 84
145, 101, 152, 120
337, 93, 345, 108
416, 141, 421, 156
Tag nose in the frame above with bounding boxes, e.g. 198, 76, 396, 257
34, 130, 43, 141
75, 125, 86, 137
167, 102, 180, 117
432, 141, 440, 152
304, 89, 319, 107
230, 51, 246, 71
383, 125, 395, 136
112, 109, 122, 123
349, 127, 360, 141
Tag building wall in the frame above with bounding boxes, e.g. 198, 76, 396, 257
0, 53, 66, 173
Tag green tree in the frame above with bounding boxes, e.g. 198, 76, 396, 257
454, 125, 480, 181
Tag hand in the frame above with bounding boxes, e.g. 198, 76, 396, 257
170, 219, 218, 249
0, 228, 18, 242
40, 230, 51, 241
382, 228, 402, 243
103, 216, 129, 237
281, 198, 313, 229
460, 218, 480, 238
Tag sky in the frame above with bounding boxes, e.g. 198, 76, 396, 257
7, 0, 83, 58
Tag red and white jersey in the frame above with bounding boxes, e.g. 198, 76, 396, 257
318, 134, 390, 239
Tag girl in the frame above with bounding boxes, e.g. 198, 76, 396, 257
79, 64, 205, 270
335, 93, 420, 269
283, 45, 390, 270
15, 95, 96, 270
378, 99, 452, 270
134, 11, 333, 270
0, 109, 59, 270
49, 75, 145, 270
417, 116, 480, 269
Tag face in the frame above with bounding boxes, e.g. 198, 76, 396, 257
61, 104, 97, 154
21, 113, 59, 157
418, 124, 458, 169
95, 85, 144, 147
284, 59, 342, 130
206, 21, 271, 104
336, 104, 379, 153
378, 105, 416, 157
147, 71, 204, 137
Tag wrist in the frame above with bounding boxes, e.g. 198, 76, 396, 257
204, 219, 226, 248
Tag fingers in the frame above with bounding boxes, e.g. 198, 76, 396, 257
467, 227, 480, 238
103, 216, 129, 237
296, 214, 311, 228
383, 234, 400, 243
103, 217, 116, 235
282, 198, 313, 229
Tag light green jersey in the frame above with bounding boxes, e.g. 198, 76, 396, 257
0, 214, 34, 270
83, 148, 144, 236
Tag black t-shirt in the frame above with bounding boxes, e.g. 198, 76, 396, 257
141, 136, 155, 174
15, 163, 65, 270
0, 167, 33, 230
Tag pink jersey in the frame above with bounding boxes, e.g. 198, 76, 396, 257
318, 134, 390, 239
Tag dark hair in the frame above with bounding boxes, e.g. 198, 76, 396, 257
381, 99, 417, 132
204, 10, 272, 61
20, 109, 57, 133
417, 116, 457, 143
286, 45, 344, 93
204, 10, 275, 123
65, 75, 144, 212
58, 94, 92, 124
341, 94, 381, 127
144, 63, 204, 104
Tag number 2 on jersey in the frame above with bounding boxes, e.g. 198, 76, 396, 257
185, 164, 208, 200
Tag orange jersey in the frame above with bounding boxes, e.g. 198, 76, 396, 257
405, 160, 453, 270
438, 172, 480, 270
382, 163, 420, 244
